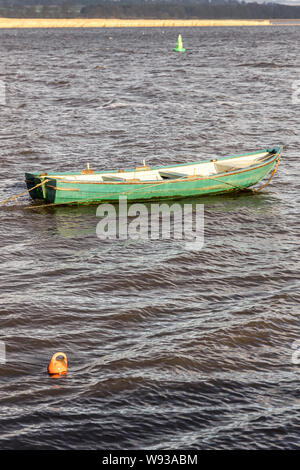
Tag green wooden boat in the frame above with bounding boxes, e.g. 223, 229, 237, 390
25, 146, 282, 205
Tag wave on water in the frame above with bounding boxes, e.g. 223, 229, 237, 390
102, 98, 153, 110
0, 26, 299, 451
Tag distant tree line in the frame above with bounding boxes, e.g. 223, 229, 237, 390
1, 0, 300, 19
80, 2, 300, 19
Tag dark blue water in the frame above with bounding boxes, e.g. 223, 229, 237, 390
0, 26, 299, 450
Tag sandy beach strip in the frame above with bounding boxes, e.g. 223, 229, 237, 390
0, 18, 272, 28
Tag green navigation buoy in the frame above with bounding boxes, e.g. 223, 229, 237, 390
173, 34, 186, 53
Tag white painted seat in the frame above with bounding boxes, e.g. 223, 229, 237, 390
159, 171, 188, 180
102, 175, 126, 182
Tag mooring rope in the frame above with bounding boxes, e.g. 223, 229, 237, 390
25, 173, 250, 209
122, 172, 249, 197
121, 153, 281, 198
0, 179, 50, 206
252, 154, 281, 193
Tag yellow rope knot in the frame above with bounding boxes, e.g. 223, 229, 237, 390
252, 154, 281, 193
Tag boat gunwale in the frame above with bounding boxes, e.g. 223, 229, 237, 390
47, 151, 280, 186
26, 146, 282, 180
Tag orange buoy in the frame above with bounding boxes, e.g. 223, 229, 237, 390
48, 352, 68, 378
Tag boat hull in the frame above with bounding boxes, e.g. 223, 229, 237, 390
25, 147, 281, 205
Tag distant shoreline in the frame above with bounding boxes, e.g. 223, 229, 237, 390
0, 18, 300, 28
0, 18, 272, 28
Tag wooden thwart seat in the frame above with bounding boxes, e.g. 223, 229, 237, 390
102, 175, 141, 183
102, 175, 126, 182
159, 170, 188, 180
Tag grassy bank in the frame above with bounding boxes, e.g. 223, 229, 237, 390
0, 18, 272, 28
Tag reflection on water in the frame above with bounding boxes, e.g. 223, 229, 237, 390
22, 190, 280, 240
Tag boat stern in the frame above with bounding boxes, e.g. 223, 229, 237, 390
25, 172, 46, 200
25, 172, 57, 203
